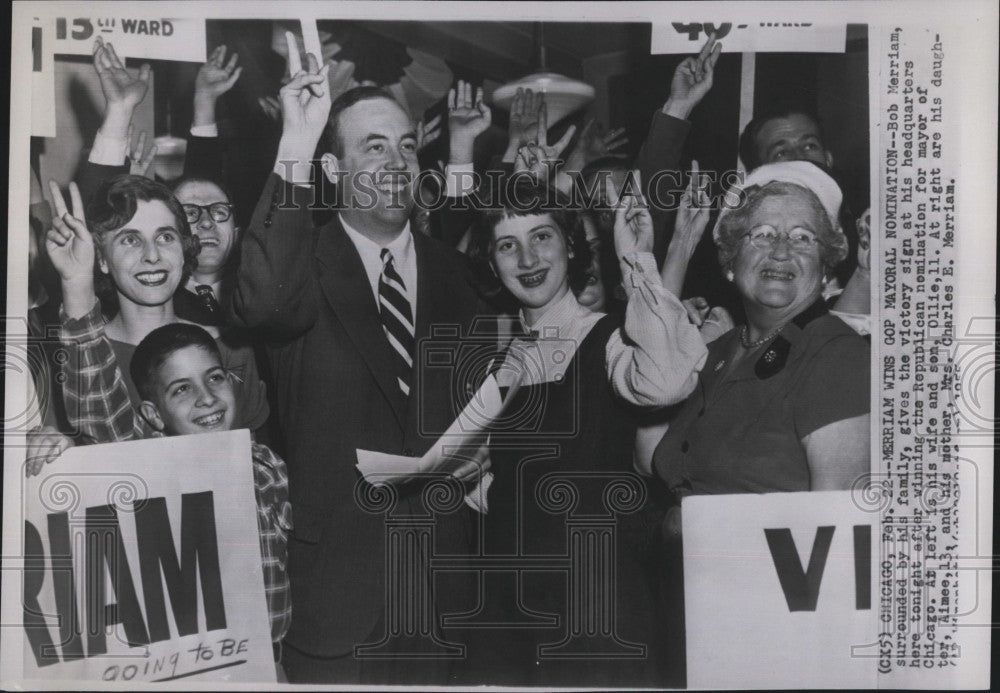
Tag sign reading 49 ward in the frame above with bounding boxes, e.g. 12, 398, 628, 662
21, 430, 275, 683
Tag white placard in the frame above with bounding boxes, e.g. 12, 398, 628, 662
50, 14, 206, 62
652, 21, 846, 54
683, 491, 877, 689
31, 15, 56, 138
20, 430, 275, 684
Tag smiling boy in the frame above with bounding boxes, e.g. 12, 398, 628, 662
129, 323, 293, 672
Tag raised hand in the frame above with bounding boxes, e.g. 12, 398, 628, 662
276, 32, 331, 164
661, 160, 711, 294
126, 125, 158, 178
92, 37, 151, 113
280, 54, 331, 140
24, 426, 73, 478
513, 101, 577, 182
417, 113, 443, 153
663, 32, 722, 120
671, 160, 711, 258
613, 170, 654, 259
448, 80, 492, 164
195, 45, 243, 101
258, 95, 283, 124
326, 58, 359, 103
46, 180, 94, 286
599, 126, 629, 158
564, 119, 629, 173
503, 87, 543, 162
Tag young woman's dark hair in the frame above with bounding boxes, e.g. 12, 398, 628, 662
466, 178, 593, 303
85, 174, 200, 304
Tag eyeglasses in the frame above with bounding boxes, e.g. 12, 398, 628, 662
182, 203, 233, 225
743, 225, 820, 251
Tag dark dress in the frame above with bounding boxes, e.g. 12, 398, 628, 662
459, 314, 666, 687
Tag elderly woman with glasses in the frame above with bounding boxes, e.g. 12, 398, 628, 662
645, 161, 871, 537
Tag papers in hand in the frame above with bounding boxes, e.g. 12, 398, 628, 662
355, 373, 507, 486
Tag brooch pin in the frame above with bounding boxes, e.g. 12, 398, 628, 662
763, 350, 777, 363
715, 360, 725, 371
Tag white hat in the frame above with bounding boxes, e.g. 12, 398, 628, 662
713, 161, 843, 244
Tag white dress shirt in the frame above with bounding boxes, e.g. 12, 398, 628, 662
185, 276, 224, 300
89, 124, 218, 167
340, 214, 418, 315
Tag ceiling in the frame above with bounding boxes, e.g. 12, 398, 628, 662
357, 21, 650, 82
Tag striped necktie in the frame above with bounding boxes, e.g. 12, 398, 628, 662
378, 248, 415, 397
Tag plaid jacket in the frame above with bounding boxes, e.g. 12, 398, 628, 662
60, 301, 292, 641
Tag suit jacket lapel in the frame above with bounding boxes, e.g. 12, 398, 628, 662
315, 218, 408, 429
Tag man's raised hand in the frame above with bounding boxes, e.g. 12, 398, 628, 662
92, 37, 151, 113
448, 80, 491, 164
276, 33, 331, 164
663, 32, 722, 120
195, 45, 243, 102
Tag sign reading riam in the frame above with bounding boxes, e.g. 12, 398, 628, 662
24, 491, 227, 666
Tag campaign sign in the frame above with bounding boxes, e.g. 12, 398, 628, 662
652, 21, 846, 54
684, 491, 878, 689
21, 430, 275, 683
31, 15, 56, 138
51, 15, 206, 62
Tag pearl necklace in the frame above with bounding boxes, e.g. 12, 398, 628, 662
739, 324, 784, 350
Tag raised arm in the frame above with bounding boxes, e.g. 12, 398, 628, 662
659, 159, 711, 295
636, 33, 721, 260
47, 181, 145, 443
185, 45, 243, 180
510, 96, 576, 187
605, 172, 708, 407
558, 119, 629, 194
436, 80, 492, 245
78, 37, 150, 202
229, 41, 330, 335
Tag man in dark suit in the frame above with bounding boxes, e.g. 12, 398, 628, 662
230, 56, 492, 684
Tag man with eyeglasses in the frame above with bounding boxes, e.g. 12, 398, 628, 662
172, 179, 240, 326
